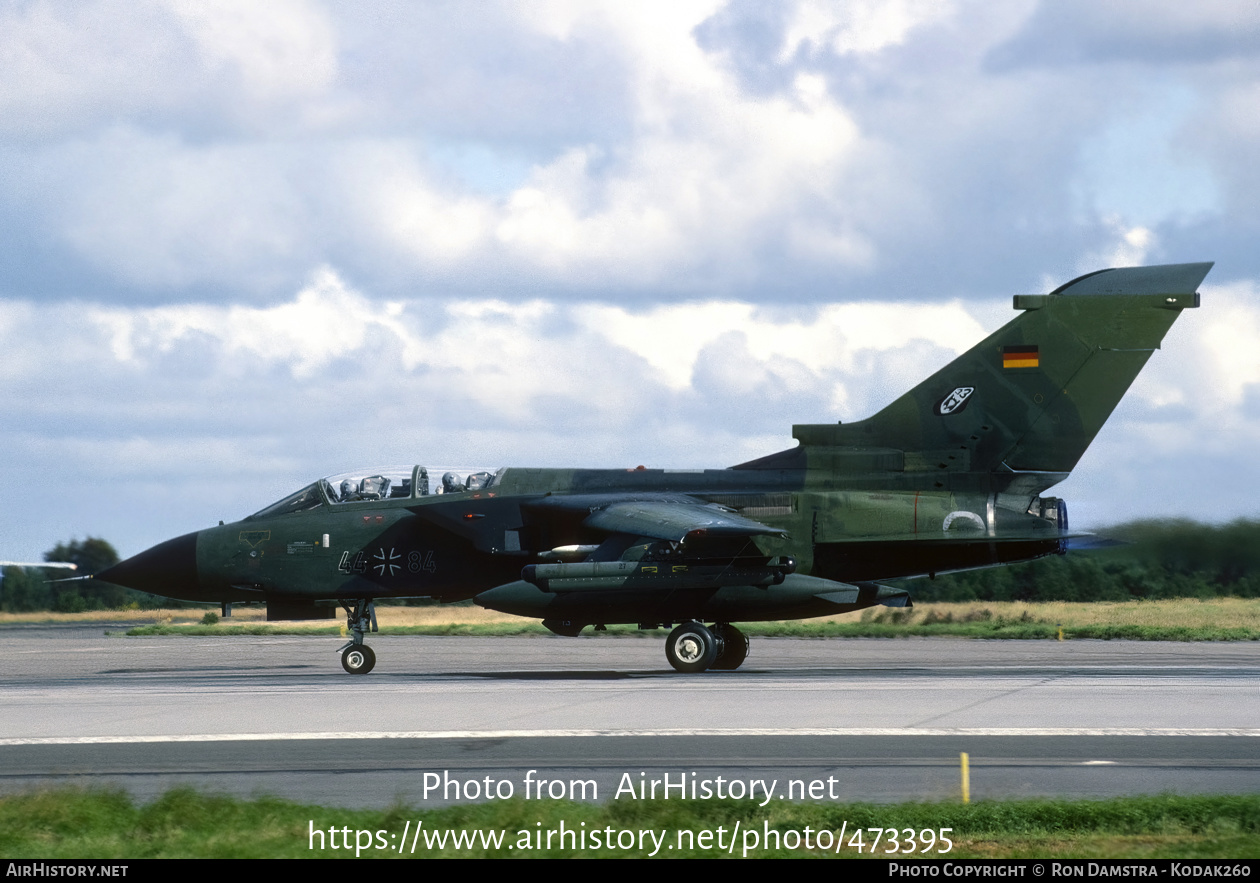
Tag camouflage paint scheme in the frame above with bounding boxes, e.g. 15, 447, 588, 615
99, 263, 1209, 672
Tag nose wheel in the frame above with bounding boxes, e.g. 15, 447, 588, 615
341, 644, 376, 674
337, 597, 378, 674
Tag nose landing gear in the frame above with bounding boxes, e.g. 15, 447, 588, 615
337, 598, 378, 674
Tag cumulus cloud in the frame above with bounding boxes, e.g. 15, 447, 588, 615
1079, 220, 1157, 275
987, 0, 1260, 69
1155, 282, 1260, 419
0, 2, 873, 296
778, 0, 958, 59
0, 0, 342, 140
574, 298, 985, 395
1, 1, 1254, 304
167, 0, 338, 106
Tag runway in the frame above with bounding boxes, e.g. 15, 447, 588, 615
1, 623, 1257, 807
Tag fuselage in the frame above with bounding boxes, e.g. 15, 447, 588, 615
101, 462, 1065, 623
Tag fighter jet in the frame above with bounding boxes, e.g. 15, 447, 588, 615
98, 262, 1210, 674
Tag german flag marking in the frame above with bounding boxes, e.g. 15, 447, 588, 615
1002, 345, 1039, 369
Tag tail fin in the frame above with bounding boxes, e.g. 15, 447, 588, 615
739, 262, 1209, 491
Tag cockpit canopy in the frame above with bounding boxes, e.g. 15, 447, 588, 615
246, 465, 502, 519
325, 466, 417, 503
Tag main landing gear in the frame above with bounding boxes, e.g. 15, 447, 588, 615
665, 621, 748, 673
338, 598, 378, 674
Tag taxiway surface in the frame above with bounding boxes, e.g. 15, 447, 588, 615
1, 623, 1257, 806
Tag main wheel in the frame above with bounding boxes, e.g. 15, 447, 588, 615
710, 624, 749, 670
341, 644, 376, 674
666, 622, 718, 673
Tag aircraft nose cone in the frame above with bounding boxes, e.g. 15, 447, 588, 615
97, 531, 201, 596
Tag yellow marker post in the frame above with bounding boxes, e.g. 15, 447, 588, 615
961, 752, 970, 804
1057, 623, 1064, 642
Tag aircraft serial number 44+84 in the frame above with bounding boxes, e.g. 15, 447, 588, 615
98, 262, 1211, 674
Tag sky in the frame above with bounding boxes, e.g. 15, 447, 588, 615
2, 0, 1257, 560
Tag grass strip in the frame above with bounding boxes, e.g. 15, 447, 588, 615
122, 621, 1260, 640
2, 788, 1258, 859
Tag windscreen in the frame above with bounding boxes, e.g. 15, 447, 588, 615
247, 482, 326, 519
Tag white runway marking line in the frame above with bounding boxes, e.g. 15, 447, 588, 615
1, 727, 1259, 745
